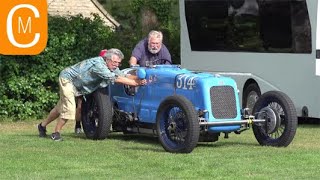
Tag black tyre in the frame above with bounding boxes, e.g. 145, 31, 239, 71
252, 91, 297, 147
81, 88, 112, 140
156, 95, 199, 153
243, 83, 261, 114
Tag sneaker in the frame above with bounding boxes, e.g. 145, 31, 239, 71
51, 132, 63, 141
38, 123, 47, 137
75, 127, 82, 134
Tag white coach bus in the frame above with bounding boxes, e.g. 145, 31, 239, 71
180, 0, 320, 119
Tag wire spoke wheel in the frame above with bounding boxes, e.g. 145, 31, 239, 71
86, 98, 99, 132
165, 107, 188, 144
252, 91, 297, 147
157, 95, 199, 153
81, 88, 112, 140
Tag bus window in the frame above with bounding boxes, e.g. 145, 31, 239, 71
185, 0, 311, 53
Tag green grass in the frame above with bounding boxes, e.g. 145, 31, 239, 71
0, 121, 320, 179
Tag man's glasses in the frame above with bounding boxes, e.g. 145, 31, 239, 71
109, 60, 122, 67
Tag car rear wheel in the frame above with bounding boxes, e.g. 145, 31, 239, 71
252, 91, 297, 147
81, 88, 112, 140
156, 95, 199, 153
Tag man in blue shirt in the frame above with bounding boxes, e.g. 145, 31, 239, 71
129, 30, 172, 66
38, 48, 146, 141
74, 49, 108, 134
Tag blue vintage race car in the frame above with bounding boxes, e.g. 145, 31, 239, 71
81, 65, 297, 153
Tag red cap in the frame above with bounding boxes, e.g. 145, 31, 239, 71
99, 49, 107, 57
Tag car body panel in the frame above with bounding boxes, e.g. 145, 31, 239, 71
110, 65, 242, 133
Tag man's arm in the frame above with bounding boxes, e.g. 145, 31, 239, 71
162, 45, 172, 64
129, 56, 138, 66
126, 74, 139, 80
115, 76, 146, 86
130, 39, 146, 66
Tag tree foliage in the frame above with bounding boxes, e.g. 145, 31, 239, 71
102, 0, 180, 63
131, 0, 180, 62
0, 15, 113, 120
0, 1, 181, 120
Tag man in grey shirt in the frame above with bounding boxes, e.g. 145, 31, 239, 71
129, 30, 172, 67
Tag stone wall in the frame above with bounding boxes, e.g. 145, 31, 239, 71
47, 0, 119, 29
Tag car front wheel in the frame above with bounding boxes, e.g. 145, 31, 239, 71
156, 95, 199, 153
252, 91, 297, 147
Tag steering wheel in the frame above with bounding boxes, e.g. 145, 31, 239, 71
149, 58, 172, 66
123, 69, 140, 96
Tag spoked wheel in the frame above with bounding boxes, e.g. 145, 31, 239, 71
252, 91, 297, 147
81, 88, 112, 140
156, 95, 199, 153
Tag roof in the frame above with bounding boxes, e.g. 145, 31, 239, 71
48, 0, 120, 29
91, 0, 120, 27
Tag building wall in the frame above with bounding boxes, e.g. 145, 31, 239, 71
47, 0, 119, 29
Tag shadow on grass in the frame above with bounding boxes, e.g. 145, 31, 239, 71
64, 131, 160, 145
32, 130, 260, 148
64, 131, 260, 148
29, 132, 262, 153
122, 146, 165, 153
197, 141, 259, 148
110, 133, 159, 144
70, 132, 165, 152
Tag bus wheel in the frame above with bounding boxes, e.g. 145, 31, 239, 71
252, 91, 297, 147
243, 83, 261, 114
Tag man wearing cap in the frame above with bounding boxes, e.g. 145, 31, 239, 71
38, 48, 146, 141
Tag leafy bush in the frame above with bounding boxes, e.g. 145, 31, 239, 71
0, 15, 113, 120
0, 1, 181, 120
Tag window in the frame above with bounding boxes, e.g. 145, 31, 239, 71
185, 0, 311, 53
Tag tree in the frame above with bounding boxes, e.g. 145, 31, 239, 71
0, 15, 113, 120
101, 0, 180, 64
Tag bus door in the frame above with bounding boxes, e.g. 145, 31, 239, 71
317, 0, 320, 76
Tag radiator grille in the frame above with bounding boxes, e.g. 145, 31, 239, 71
210, 86, 237, 119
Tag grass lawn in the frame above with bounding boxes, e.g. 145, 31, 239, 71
0, 120, 319, 179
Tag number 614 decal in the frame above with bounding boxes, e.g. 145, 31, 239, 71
176, 74, 196, 90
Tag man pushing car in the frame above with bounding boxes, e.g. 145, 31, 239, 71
38, 48, 146, 141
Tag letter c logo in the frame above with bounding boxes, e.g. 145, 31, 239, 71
7, 4, 40, 48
